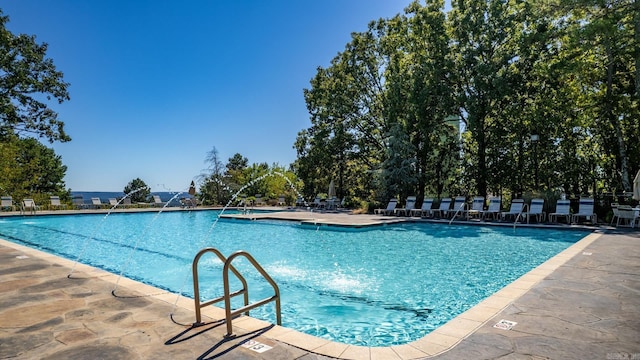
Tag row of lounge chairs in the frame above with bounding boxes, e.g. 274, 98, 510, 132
0, 194, 175, 213
375, 197, 600, 225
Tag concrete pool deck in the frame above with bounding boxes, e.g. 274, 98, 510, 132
0, 208, 639, 359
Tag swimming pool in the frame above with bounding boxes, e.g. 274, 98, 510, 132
0, 211, 590, 346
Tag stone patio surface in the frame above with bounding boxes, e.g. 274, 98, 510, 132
0, 208, 639, 359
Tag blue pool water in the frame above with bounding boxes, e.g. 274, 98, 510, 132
0, 211, 590, 346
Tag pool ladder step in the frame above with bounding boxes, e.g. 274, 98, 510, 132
192, 248, 281, 337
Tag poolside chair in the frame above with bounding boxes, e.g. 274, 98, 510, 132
21, 198, 39, 214
108, 198, 119, 208
295, 196, 306, 207
432, 198, 452, 219
616, 205, 639, 228
91, 197, 103, 209
465, 197, 485, 220
500, 199, 526, 222
524, 198, 545, 223
72, 195, 86, 209
480, 197, 501, 221
571, 198, 597, 225
254, 194, 265, 206
410, 198, 434, 217
610, 203, 620, 225
49, 196, 67, 210
1, 196, 15, 211
549, 199, 571, 224
395, 196, 417, 216
152, 195, 165, 207
122, 197, 133, 207
277, 195, 286, 206
444, 196, 466, 219
374, 199, 397, 215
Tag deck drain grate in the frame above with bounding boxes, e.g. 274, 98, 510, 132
493, 319, 517, 330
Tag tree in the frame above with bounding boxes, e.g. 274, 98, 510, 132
0, 10, 71, 143
199, 147, 230, 205
0, 135, 68, 201
123, 178, 149, 203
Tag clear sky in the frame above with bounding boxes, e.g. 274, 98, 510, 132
2, 1, 411, 192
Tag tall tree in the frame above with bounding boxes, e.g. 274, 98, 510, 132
0, 10, 71, 143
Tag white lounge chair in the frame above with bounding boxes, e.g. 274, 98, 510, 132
395, 196, 417, 216
433, 198, 452, 218
72, 195, 86, 209
374, 199, 398, 215
21, 198, 39, 214
549, 199, 571, 223
501, 199, 526, 222
480, 197, 501, 221
410, 198, 434, 217
616, 205, 638, 228
50, 196, 66, 210
153, 195, 165, 207
1, 196, 15, 211
524, 198, 545, 223
571, 198, 597, 224
108, 198, 119, 208
465, 197, 485, 220
91, 197, 103, 209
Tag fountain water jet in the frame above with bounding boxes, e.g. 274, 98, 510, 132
67, 186, 150, 278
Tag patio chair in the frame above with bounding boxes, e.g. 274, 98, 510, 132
50, 196, 67, 210
91, 197, 103, 209
72, 195, 86, 209
465, 197, 485, 220
444, 196, 467, 219
410, 198, 434, 217
254, 194, 265, 206
374, 199, 397, 215
277, 195, 286, 206
549, 199, 571, 223
395, 196, 417, 216
480, 197, 501, 221
500, 199, 526, 222
122, 198, 133, 207
616, 205, 638, 228
21, 198, 40, 214
108, 198, 119, 208
432, 198, 452, 219
153, 195, 165, 207
571, 198, 597, 225
1, 196, 15, 211
295, 196, 305, 207
610, 203, 620, 225
523, 198, 545, 223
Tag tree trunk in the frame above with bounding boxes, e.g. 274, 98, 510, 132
605, 41, 631, 191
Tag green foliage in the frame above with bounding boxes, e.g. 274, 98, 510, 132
123, 178, 150, 203
0, 135, 69, 200
295, 0, 639, 207
0, 10, 71, 143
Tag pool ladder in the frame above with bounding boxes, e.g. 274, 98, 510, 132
192, 248, 281, 337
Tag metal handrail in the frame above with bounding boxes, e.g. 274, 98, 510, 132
223, 250, 281, 337
192, 248, 249, 325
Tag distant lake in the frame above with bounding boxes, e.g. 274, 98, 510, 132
71, 191, 186, 206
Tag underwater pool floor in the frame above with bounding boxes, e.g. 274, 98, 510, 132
1, 211, 639, 359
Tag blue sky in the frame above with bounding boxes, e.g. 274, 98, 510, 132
3, 1, 411, 192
